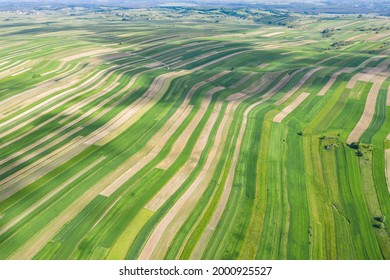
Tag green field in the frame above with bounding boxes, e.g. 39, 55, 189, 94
0, 5, 389, 260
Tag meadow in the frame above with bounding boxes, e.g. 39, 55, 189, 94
0, 6, 389, 260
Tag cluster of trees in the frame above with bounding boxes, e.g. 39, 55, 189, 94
330, 40, 353, 49
321, 28, 334, 38
373, 216, 386, 229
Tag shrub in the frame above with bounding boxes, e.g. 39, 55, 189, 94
356, 150, 364, 157
375, 216, 386, 223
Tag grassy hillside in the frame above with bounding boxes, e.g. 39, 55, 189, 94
0, 6, 389, 260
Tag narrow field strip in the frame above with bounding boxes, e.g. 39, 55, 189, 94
7, 158, 113, 260
190, 70, 295, 259
0, 65, 115, 134
10, 67, 32, 77
0, 12, 389, 261
0, 62, 81, 113
275, 67, 323, 105
346, 58, 390, 89
0, 137, 88, 200
0, 79, 121, 167
0, 68, 148, 150
273, 92, 311, 123
192, 50, 250, 71
347, 76, 387, 143
0, 60, 31, 78
140, 95, 245, 259
145, 86, 226, 212
317, 68, 354, 96
0, 157, 106, 236
155, 72, 230, 170
230, 73, 256, 89
262, 32, 285, 37
91, 70, 189, 146
190, 97, 264, 259
100, 105, 193, 197
0, 70, 177, 198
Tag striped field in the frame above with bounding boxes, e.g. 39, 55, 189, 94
0, 8, 389, 260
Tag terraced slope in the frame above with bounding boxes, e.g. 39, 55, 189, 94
0, 9, 389, 260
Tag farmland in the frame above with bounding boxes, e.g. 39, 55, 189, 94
0, 5, 389, 260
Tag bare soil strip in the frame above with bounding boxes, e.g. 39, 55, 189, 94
262, 32, 285, 37
10, 67, 32, 76
41, 61, 67, 76
140, 96, 246, 259
230, 73, 255, 89
190, 98, 265, 259
0, 62, 91, 122
0, 70, 156, 197
0, 65, 122, 137
317, 68, 354, 96
60, 48, 115, 62
366, 32, 390, 42
192, 50, 250, 71
150, 42, 211, 60
100, 105, 193, 197
191, 71, 297, 258
262, 70, 302, 100
346, 34, 365, 41
285, 40, 317, 47
0, 60, 31, 78
346, 57, 390, 90
145, 87, 226, 211
0, 137, 88, 202
154, 73, 230, 169
259, 44, 281, 50
275, 67, 323, 105
242, 72, 275, 95
8, 158, 114, 260
92, 70, 189, 146
347, 76, 387, 143
257, 63, 268, 68
273, 92, 310, 123
0, 78, 120, 168
155, 81, 228, 171
175, 51, 220, 69
0, 127, 84, 175
0, 157, 105, 236
0, 69, 149, 151
334, 21, 360, 29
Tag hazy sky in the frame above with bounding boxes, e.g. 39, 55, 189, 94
0, 0, 388, 7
